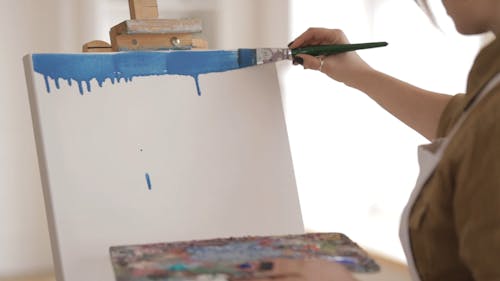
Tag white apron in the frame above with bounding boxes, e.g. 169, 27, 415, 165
399, 73, 500, 281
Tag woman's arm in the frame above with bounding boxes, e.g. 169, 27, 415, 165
347, 68, 451, 140
289, 28, 451, 140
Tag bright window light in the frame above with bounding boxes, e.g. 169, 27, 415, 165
283, 0, 482, 262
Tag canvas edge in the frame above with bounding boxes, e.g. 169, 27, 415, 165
23, 54, 66, 281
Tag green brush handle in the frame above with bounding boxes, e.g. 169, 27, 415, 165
291, 42, 388, 57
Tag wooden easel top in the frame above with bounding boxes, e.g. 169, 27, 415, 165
83, 0, 208, 52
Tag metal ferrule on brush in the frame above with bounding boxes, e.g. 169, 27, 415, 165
256, 48, 292, 64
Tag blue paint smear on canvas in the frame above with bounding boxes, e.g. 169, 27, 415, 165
145, 173, 152, 190
32, 50, 257, 96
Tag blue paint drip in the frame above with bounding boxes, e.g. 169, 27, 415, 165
145, 173, 152, 190
32, 50, 258, 96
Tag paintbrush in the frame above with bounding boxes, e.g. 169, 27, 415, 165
237, 41, 388, 66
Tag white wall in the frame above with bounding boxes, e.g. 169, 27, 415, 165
0, 0, 289, 277
1, 0, 62, 276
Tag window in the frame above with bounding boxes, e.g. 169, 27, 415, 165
284, 0, 482, 262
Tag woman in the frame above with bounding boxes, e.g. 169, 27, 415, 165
249, 0, 500, 280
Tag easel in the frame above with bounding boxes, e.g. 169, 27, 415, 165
82, 0, 208, 52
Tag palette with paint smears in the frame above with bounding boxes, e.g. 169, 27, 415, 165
110, 232, 380, 281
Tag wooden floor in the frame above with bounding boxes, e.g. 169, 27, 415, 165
0, 252, 411, 281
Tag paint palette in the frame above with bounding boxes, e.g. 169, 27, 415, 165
110, 232, 380, 281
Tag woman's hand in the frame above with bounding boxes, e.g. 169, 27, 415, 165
289, 28, 373, 87
235, 258, 358, 281
288, 28, 452, 140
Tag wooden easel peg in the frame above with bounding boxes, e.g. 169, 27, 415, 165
82, 40, 112, 53
129, 0, 159, 19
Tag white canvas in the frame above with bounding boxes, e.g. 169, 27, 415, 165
23, 51, 303, 281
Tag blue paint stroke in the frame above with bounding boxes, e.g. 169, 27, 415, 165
145, 173, 152, 190
32, 50, 257, 96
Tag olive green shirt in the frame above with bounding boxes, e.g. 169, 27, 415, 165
409, 37, 500, 281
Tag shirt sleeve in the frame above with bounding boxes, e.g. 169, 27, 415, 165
436, 93, 466, 138
453, 88, 500, 281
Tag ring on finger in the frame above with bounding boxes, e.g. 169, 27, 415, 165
318, 57, 325, 72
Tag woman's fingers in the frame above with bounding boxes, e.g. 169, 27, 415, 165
294, 54, 325, 72
235, 258, 357, 281
289, 28, 348, 76
288, 27, 373, 86
232, 259, 304, 281
289, 28, 348, 49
